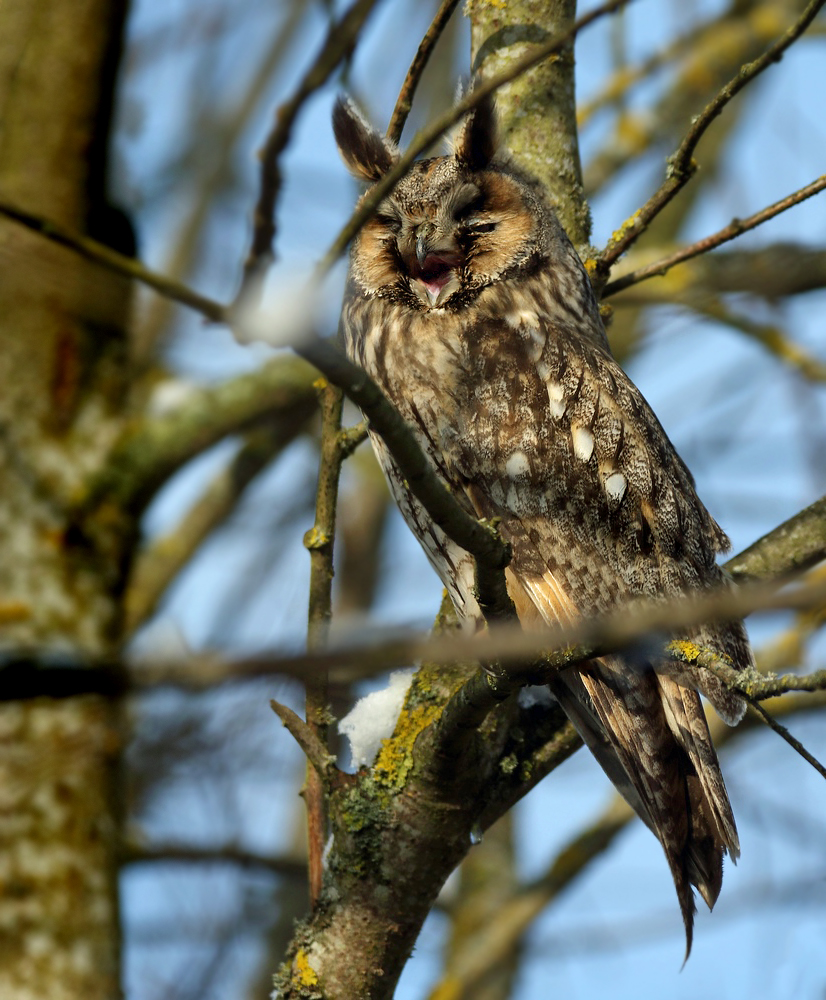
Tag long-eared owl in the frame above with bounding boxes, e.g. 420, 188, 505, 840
333, 93, 752, 954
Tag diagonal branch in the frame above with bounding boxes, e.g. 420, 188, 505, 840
594, 0, 826, 284
0, 198, 226, 321
81, 355, 318, 514
604, 174, 826, 296
124, 422, 307, 634
386, 0, 462, 145
237, 0, 383, 299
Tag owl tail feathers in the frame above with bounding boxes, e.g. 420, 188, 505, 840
550, 659, 739, 961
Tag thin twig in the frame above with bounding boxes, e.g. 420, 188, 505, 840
317, 0, 633, 277
604, 174, 826, 296
0, 199, 226, 322
386, 0, 462, 144
122, 841, 307, 878
594, 0, 826, 284
238, 0, 382, 301
270, 698, 334, 777
744, 699, 826, 781
667, 642, 826, 780
303, 380, 345, 907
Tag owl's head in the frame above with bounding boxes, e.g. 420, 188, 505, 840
333, 95, 557, 311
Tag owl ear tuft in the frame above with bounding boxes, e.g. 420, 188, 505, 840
333, 97, 399, 183
454, 92, 497, 170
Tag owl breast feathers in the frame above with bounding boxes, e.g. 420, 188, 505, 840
334, 93, 753, 957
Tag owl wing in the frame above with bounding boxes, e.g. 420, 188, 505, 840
441, 312, 748, 953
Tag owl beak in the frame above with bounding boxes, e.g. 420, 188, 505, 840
410, 225, 461, 308
415, 229, 431, 268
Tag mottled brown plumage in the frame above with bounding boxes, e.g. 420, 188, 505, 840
334, 94, 751, 956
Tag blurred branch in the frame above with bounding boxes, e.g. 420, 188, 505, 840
604, 174, 826, 297
134, 1, 307, 359
122, 840, 307, 879
577, 15, 708, 127
5, 496, 826, 700
685, 297, 826, 383
0, 198, 226, 321
386, 0, 461, 145
124, 420, 311, 634
303, 381, 345, 906
82, 354, 318, 513
237, 0, 382, 301
594, 0, 826, 285
612, 243, 826, 304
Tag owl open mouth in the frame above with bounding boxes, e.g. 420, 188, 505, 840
409, 253, 462, 307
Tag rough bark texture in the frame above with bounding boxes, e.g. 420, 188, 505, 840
468, 0, 590, 250
0, 3, 130, 998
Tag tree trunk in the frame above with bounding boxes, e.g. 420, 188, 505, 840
0, 3, 131, 998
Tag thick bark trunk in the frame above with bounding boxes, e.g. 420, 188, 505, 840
469, 0, 590, 251
0, 3, 131, 998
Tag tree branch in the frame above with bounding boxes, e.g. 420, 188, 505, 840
124, 421, 308, 634
727, 494, 826, 583
81, 355, 318, 514
121, 841, 307, 879
303, 380, 345, 906
604, 174, 826, 296
594, 0, 826, 284
0, 198, 227, 322
237, 0, 382, 301
386, 0, 461, 145
270, 698, 336, 779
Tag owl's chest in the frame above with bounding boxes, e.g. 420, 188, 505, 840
356, 303, 543, 427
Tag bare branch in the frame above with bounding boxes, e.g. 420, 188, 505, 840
304, 381, 345, 906
81, 355, 318, 514
594, 0, 826, 284
386, 0, 461, 145
0, 198, 227, 322
122, 841, 307, 879
270, 698, 335, 779
124, 422, 307, 634
604, 174, 826, 296
237, 0, 382, 300
727, 494, 826, 583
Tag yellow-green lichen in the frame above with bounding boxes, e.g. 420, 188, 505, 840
609, 209, 643, 248
373, 699, 442, 791
293, 950, 319, 987
667, 639, 702, 662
